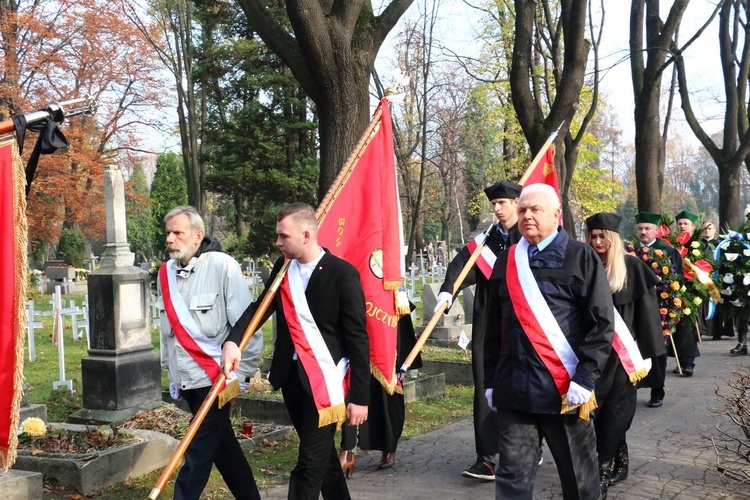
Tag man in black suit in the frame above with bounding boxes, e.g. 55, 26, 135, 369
222, 203, 370, 500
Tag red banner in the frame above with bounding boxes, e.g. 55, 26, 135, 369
0, 139, 28, 470
523, 143, 558, 194
318, 98, 404, 394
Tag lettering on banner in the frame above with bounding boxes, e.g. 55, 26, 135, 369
365, 301, 398, 328
336, 218, 345, 247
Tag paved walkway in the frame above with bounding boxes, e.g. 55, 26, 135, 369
260, 338, 750, 499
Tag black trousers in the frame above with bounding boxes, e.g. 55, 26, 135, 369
175, 386, 260, 500
595, 364, 637, 460
495, 409, 600, 500
644, 353, 667, 401
472, 327, 498, 457
282, 363, 350, 500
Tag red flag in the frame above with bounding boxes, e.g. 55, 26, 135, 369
522, 143, 559, 194
318, 98, 404, 394
0, 139, 27, 471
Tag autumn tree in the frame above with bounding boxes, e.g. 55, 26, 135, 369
0, 0, 168, 257
235, 0, 415, 201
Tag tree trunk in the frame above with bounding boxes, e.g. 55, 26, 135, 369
315, 73, 371, 201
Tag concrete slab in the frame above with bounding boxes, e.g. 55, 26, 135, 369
0, 469, 43, 500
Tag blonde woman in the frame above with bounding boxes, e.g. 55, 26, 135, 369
586, 212, 665, 498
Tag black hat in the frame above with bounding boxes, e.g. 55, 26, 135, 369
635, 212, 661, 225
586, 212, 622, 233
484, 180, 522, 202
675, 210, 698, 224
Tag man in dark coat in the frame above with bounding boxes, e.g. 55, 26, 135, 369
434, 180, 521, 480
669, 210, 700, 376
635, 211, 682, 407
222, 203, 370, 500
484, 184, 614, 499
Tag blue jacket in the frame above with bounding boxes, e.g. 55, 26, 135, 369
485, 229, 615, 414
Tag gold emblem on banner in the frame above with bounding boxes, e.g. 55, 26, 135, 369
369, 248, 383, 279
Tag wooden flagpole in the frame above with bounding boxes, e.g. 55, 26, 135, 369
149, 103, 386, 500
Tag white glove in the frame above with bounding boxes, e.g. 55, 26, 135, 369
484, 388, 497, 412
566, 381, 591, 407
169, 381, 181, 400
643, 357, 653, 373
434, 292, 453, 313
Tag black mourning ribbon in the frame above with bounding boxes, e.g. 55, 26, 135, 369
12, 113, 69, 197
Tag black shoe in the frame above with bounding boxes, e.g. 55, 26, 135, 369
683, 366, 694, 377
730, 343, 748, 355
462, 459, 495, 481
647, 399, 663, 408
672, 367, 680, 374
609, 443, 629, 485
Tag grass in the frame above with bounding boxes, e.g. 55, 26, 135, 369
20, 290, 473, 498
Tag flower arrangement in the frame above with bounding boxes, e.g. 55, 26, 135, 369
626, 243, 687, 335
714, 228, 750, 321
668, 230, 716, 319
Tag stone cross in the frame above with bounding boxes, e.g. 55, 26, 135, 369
100, 166, 134, 268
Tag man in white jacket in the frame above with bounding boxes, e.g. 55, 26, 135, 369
158, 205, 262, 500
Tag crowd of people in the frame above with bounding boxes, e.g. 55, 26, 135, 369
156, 182, 747, 499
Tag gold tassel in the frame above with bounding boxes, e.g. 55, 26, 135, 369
628, 367, 648, 385
560, 391, 598, 421
317, 402, 347, 428
395, 289, 410, 316
384, 279, 404, 291
2, 140, 27, 472
217, 378, 241, 409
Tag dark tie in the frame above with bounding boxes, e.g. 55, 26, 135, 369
528, 244, 538, 259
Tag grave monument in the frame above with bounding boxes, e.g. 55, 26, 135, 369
71, 166, 161, 424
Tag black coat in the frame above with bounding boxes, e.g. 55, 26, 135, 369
484, 229, 615, 414
596, 254, 666, 403
226, 251, 371, 406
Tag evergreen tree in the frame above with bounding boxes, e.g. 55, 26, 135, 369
125, 164, 154, 263
196, 2, 317, 256
150, 152, 189, 258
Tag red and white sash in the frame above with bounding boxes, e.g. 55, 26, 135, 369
159, 262, 222, 384
466, 232, 497, 279
279, 259, 349, 427
612, 308, 648, 384
506, 240, 596, 419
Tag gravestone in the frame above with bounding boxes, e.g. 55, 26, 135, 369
71, 166, 161, 425
418, 283, 472, 343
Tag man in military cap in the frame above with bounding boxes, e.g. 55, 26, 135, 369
634, 212, 682, 408
670, 210, 701, 377
435, 179, 522, 480
675, 210, 698, 236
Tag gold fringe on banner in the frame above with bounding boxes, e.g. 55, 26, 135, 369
1, 139, 28, 472
371, 362, 402, 396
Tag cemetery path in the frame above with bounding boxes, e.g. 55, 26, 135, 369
259, 338, 750, 499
